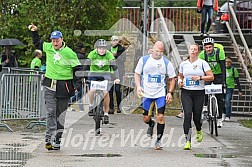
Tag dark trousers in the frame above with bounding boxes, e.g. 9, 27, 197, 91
109, 83, 122, 111
224, 88, 234, 118
201, 5, 213, 33
44, 87, 69, 142
181, 89, 205, 140
205, 74, 225, 119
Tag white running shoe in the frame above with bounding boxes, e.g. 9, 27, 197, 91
217, 119, 223, 128
222, 114, 226, 121
203, 106, 208, 112
225, 117, 230, 121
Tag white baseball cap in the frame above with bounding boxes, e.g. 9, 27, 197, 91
111, 35, 119, 41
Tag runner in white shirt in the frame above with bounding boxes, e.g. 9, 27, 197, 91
178, 43, 214, 150
134, 41, 176, 150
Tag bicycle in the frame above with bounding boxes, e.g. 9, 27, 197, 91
86, 79, 113, 135
204, 84, 223, 137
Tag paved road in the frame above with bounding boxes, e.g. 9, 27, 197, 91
1, 110, 252, 167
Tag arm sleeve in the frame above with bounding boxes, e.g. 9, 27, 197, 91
117, 45, 126, 62
70, 52, 81, 68
73, 65, 83, 89
110, 60, 119, 79
117, 45, 125, 57
83, 59, 90, 71
234, 68, 242, 91
1, 55, 7, 66
214, 0, 218, 11
31, 31, 44, 50
235, 78, 242, 91
197, 0, 202, 7
178, 62, 183, 74
219, 49, 226, 85
14, 57, 18, 67
134, 57, 143, 75
203, 60, 211, 72
167, 62, 176, 78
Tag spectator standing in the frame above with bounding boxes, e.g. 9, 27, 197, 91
109, 35, 126, 114
197, 0, 218, 36
30, 49, 42, 69
1, 46, 18, 67
223, 57, 242, 121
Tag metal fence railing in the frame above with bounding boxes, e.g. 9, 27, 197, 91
0, 68, 46, 131
117, 7, 201, 32
117, 3, 251, 33
120, 73, 137, 113
229, 0, 252, 33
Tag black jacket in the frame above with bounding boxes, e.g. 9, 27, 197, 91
111, 44, 126, 72
1, 53, 18, 67
76, 51, 87, 60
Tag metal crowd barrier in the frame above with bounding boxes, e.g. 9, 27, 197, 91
120, 73, 137, 113
68, 80, 89, 111
0, 73, 46, 131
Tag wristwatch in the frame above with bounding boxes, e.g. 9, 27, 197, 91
200, 76, 202, 80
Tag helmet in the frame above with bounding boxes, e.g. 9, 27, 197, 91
95, 39, 107, 48
202, 37, 214, 45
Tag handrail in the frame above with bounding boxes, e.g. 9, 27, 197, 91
229, 5, 252, 63
121, 7, 197, 9
225, 21, 252, 86
157, 7, 181, 70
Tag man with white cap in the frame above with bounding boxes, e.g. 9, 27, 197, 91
109, 35, 126, 114
28, 24, 82, 151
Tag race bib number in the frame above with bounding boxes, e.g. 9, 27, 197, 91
205, 84, 222, 94
185, 79, 199, 86
148, 74, 161, 83
90, 80, 108, 90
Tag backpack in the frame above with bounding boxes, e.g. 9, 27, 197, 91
204, 43, 224, 62
141, 55, 169, 76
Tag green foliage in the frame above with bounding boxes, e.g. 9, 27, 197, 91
239, 119, 252, 129
0, 0, 122, 67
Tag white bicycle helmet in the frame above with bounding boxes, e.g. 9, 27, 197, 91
202, 37, 214, 45
95, 39, 107, 48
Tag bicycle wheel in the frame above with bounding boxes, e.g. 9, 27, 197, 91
211, 97, 218, 136
94, 95, 102, 135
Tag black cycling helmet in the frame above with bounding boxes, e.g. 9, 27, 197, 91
202, 37, 214, 46
95, 39, 107, 48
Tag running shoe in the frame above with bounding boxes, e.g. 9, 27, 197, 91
183, 141, 191, 150
104, 115, 109, 124
196, 130, 204, 142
